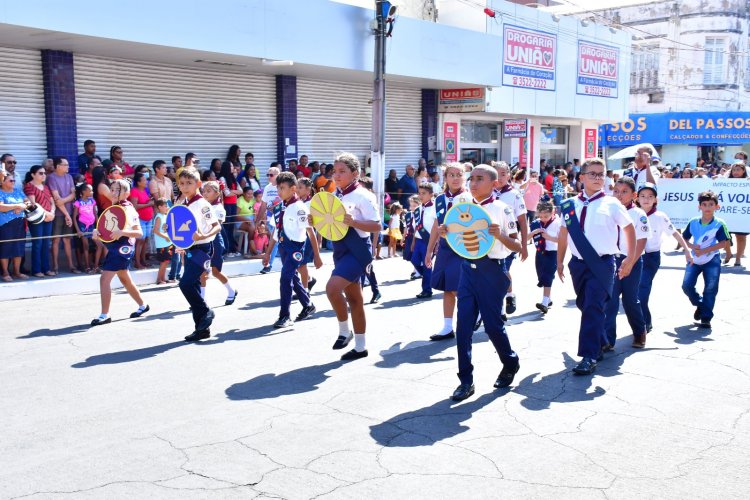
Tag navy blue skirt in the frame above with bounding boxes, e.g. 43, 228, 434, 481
431, 238, 462, 291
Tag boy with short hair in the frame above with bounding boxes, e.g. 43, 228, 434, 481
263, 172, 322, 328
152, 198, 174, 285
441, 164, 522, 402
411, 184, 436, 299
528, 200, 561, 314
177, 167, 222, 341
403, 195, 420, 279
681, 191, 730, 328
296, 177, 319, 292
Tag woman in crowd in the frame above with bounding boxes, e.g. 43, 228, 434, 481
219, 159, 242, 257
210, 158, 223, 178
725, 162, 748, 267
681, 168, 694, 179
520, 170, 544, 225
109, 146, 134, 177
0, 174, 31, 281
23, 165, 56, 277
240, 164, 261, 192
129, 172, 154, 269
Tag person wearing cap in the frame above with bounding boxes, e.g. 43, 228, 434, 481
635, 182, 692, 333
623, 144, 660, 192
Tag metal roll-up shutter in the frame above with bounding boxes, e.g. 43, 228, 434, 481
297, 79, 421, 175
0, 47, 46, 177
74, 55, 276, 176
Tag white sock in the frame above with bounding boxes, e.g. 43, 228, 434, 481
136, 304, 147, 313
542, 296, 551, 306
98, 313, 109, 320
438, 317, 453, 335
354, 333, 366, 352
200, 287, 206, 299
224, 282, 235, 296
338, 320, 350, 337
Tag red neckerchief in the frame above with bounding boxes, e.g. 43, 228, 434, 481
473, 196, 494, 206
303, 195, 312, 203
625, 201, 634, 210
646, 206, 657, 216
444, 188, 464, 210
283, 194, 299, 207
336, 181, 359, 198
211, 199, 221, 206
498, 184, 513, 194
578, 191, 605, 230
541, 215, 556, 229
185, 194, 203, 206
423, 201, 434, 208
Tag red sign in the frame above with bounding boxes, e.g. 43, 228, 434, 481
438, 89, 485, 113
444, 122, 458, 162
503, 25, 557, 91
519, 137, 528, 169
577, 41, 619, 98
504, 119, 528, 138
585, 128, 597, 159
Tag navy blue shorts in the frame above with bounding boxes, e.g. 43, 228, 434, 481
504, 252, 517, 272
332, 236, 371, 283
102, 241, 134, 272
210, 234, 225, 271
535, 250, 557, 287
303, 236, 314, 264
431, 239, 462, 292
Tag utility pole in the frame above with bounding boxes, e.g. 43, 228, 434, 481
371, 1, 388, 208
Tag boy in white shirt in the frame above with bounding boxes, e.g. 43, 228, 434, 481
528, 200, 561, 314
411, 184, 436, 299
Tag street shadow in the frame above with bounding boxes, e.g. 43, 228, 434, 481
18, 323, 92, 339
506, 310, 545, 325
376, 278, 413, 286
370, 392, 504, 447
374, 294, 442, 310
225, 360, 343, 400
131, 309, 191, 323
376, 340, 454, 369
664, 324, 714, 345
563, 299, 577, 309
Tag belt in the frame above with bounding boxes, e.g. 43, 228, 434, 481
571, 254, 613, 261
467, 257, 503, 269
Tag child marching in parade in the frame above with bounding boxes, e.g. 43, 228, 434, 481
557, 158, 636, 375
411, 184, 436, 299
425, 162, 474, 340
296, 177, 319, 293
605, 177, 651, 349
90, 179, 149, 325
326, 153, 381, 360
200, 181, 238, 306
440, 164, 522, 401
527, 199, 561, 314
263, 172, 322, 328
636, 182, 693, 333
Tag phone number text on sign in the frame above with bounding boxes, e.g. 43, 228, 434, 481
502, 24, 557, 91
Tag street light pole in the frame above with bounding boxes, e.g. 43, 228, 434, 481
371, 0, 388, 207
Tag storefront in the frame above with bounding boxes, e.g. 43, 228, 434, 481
601, 112, 750, 167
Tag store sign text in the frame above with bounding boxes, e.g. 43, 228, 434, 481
577, 41, 618, 99
438, 88, 486, 113
502, 25, 556, 91
601, 113, 750, 146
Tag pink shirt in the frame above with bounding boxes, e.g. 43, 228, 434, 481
254, 233, 269, 253
130, 187, 154, 221
523, 182, 544, 212
74, 198, 97, 227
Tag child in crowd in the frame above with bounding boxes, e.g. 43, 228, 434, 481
411, 184, 436, 299
237, 185, 256, 233
73, 183, 99, 273
259, 167, 281, 274
177, 167, 222, 341
387, 202, 404, 258
90, 179, 149, 325
425, 162, 474, 340
528, 200, 561, 314
681, 191, 730, 329
200, 181, 238, 305
441, 164, 522, 401
403, 195, 420, 279
327, 153, 381, 360
605, 177, 651, 349
296, 177, 319, 292
152, 198, 174, 285
636, 183, 692, 333
248, 220, 269, 257
263, 172, 321, 328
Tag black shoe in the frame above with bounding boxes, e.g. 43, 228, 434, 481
494, 362, 520, 388
410, 272, 421, 281
429, 331, 455, 341
260, 266, 271, 274
632, 333, 646, 348
451, 383, 475, 401
694, 307, 701, 321
500, 314, 507, 322
341, 348, 368, 361
130, 304, 150, 318
370, 291, 382, 304
295, 305, 316, 322
184, 329, 210, 342
307, 277, 317, 292
416, 291, 433, 299
273, 316, 293, 328
332, 334, 353, 350
535, 302, 548, 314
196, 309, 215, 332
505, 295, 517, 314
225, 290, 238, 306
698, 318, 711, 329
573, 358, 597, 375
646, 324, 653, 333
473, 318, 483, 332
90, 316, 111, 327
548, 301, 553, 308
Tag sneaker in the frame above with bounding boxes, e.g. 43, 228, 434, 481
535, 302, 548, 314
505, 295, 517, 314
273, 316, 294, 329
196, 309, 215, 332
295, 305, 316, 322
573, 357, 597, 375
260, 266, 271, 274
341, 348, 368, 361
307, 277, 317, 292
370, 291, 382, 304
184, 329, 210, 342
410, 272, 421, 281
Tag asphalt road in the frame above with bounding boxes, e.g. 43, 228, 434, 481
2, 249, 749, 499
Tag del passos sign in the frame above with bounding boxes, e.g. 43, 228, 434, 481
602, 112, 750, 146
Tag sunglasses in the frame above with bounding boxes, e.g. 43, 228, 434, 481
5, 160, 17, 164
6, 179, 16, 183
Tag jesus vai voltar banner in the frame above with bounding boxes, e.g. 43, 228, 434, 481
658, 178, 750, 233
577, 40, 619, 99
502, 24, 557, 91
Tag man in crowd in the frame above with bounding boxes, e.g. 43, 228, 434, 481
397, 164, 417, 206
0, 154, 22, 184
47, 157, 79, 274
77, 140, 101, 176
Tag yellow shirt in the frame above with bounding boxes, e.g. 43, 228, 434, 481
237, 196, 254, 217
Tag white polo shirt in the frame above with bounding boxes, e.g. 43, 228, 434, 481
339, 186, 379, 238
415, 202, 436, 239
631, 166, 660, 192
616, 206, 651, 257
262, 183, 280, 214
187, 197, 218, 245
495, 185, 526, 221
645, 209, 676, 253
566, 191, 632, 259
211, 202, 226, 223
483, 198, 517, 260
541, 216, 562, 252
273, 198, 309, 243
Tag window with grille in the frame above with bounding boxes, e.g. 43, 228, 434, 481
630, 45, 659, 90
703, 37, 725, 85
